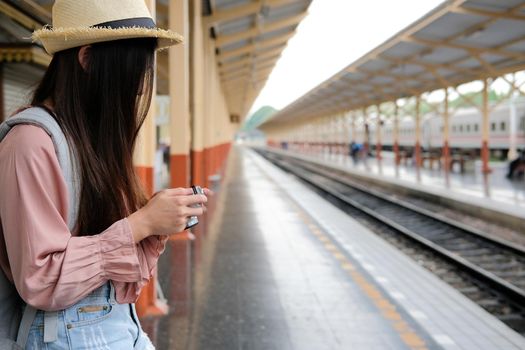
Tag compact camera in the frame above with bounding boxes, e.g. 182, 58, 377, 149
185, 185, 204, 229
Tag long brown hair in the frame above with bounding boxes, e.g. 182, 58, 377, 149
31, 38, 157, 236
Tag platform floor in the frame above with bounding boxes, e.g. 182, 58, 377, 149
142, 145, 525, 350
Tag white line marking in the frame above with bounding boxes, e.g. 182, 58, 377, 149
363, 263, 376, 271
376, 276, 389, 284
408, 310, 428, 320
390, 292, 406, 300
432, 334, 456, 346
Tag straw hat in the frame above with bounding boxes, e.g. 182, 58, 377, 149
32, 0, 183, 55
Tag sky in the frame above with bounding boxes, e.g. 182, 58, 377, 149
248, 0, 446, 116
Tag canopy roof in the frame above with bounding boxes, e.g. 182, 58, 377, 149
260, 0, 525, 128
204, 0, 312, 119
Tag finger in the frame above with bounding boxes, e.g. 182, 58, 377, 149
203, 188, 214, 196
185, 207, 204, 217
179, 194, 207, 206
165, 188, 193, 196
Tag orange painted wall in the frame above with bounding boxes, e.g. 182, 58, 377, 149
171, 154, 190, 188
169, 154, 192, 241
191, 150, 205, 187
135, 166, 154, 197
191, 142, 231, 188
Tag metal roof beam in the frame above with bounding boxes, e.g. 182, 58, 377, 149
451, 6, 525, 21
436, 1, 525, 53
204, 0, 302, 27
338, 67, 425, 97
215, 12, 307, 48
221, 62, 276, 81
222, 68, 274, 85
408, 37, 525, 60
225, 78, 268, 94
217, 31, 295, 61
218, 42, 287, 63
220, 59, 279, 78
219, 53, 281, 73
0, 1, 42, 30
222, 61, 277, 78
426, 67, 454, 89
379, 54, 479, 77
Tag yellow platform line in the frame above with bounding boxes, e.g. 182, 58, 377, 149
292, 203, 429, 350
253, 162, 429, 350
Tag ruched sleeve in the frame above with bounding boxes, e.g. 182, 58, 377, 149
0, 125, 167, 311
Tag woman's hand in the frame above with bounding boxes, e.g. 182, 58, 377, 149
127, 187, 209, 242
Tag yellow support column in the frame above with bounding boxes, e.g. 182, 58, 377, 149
415, 96, 422, 168
339, 113, 345, 155
376, 105, 382, 160
481, 79, 492, 174
134, 0, 157, 198
166, 0, 193, 339
329, 115, 335, 156
334, 115, 340, 156
363, 108, 369, 156
133, 80, 156, 197
203, 33, 215, 185
442, 88, 450, 171
393, 101, 400, 165
343, 112, 349, 156
326, 116, 332, 157
190, 0, 206, 188
351, 112, 356, 144
135, 0, 169, 318
169, 0, 190, 188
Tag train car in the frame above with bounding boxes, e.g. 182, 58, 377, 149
373, 97, 525, 156
369, 116, 417, 150
425, 98, 525, 151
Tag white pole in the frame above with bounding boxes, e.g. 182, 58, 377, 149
508, 90, 518, 160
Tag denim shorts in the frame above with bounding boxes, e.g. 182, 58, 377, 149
25, 282, 155, 350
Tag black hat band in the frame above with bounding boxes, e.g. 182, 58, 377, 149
92, 17, 156, 29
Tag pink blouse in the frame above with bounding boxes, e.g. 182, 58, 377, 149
0, 124, 168, 311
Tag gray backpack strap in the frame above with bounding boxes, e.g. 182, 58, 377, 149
0, 107, 80, 231
14, 307, 36, 348
0, 107, 80, 347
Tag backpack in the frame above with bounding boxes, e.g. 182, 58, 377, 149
0, 107, 80, 349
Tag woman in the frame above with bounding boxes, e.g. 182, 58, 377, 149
0, 0, 207, 348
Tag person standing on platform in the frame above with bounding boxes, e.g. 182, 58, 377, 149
350, 142, 363, 164
0, 0, 209, 349
506, 149, 525, 179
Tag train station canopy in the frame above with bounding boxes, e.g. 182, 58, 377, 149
0, 0, 312, 120
259, 0, 525, 129
204, 0, 312, 119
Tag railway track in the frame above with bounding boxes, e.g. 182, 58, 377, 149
257, 149, 525, 335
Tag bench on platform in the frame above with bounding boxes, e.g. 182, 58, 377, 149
449, 154, 475, 173
397, 150, 413, 166
421, 152, 441, 170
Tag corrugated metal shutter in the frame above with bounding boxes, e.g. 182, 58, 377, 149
2, 63, 44, 118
